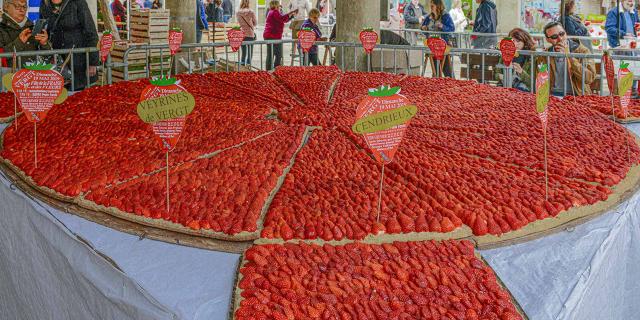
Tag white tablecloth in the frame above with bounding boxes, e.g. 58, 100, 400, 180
1, 123, 639, 320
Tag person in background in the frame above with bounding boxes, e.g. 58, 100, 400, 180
143, 0, 153, 9
222, 0, 234, 23
563, 0, 592, 51
494, 28, 535, 92
111, 0, 126, 23
540, 21, 595, 96
237, 0, 257, 66
0, 0, 51, 64
470, 0, 497, 49
288, 0, 311, 59
403, 0, 426, 44
449, 0, 468, 33
421, 0, 455, 77
605, 0, 638, 49
264, 0, 297, 70
152, 0, 161, 9
299, 8, 326, 66
206, 0, 224, 23
40, 0, 98, 91
196, 0, 208, 43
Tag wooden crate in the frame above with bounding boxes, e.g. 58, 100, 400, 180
129, 9, 170, 44
110, 41, 171, 82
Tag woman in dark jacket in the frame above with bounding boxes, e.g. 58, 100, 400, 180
40, 0, 99, 91
563, 0, 592, 51
421, 0, 455, 77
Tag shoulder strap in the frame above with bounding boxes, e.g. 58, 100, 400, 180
239, 13, 254, 33
51, 0, 71, 32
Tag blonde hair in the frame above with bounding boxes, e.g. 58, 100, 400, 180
269, 0, 280, 10
240, 0, 250, 9
309, 8, 320, 19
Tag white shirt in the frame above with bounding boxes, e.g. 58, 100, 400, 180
288, 0, 311, 21
449, 7, 467, 33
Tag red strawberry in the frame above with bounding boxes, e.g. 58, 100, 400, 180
426, 36, 448, 61
359, 28, 378, 54
499, 37, 517, 67
12, 62, 64, 122
227, 27, 245, 52
168, 28, 183, 55
298, 28, 317, 53
138, 77, 195, 151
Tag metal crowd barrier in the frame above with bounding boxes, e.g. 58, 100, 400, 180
380, 28, 610, 51
0, 47, 100, 92
3, 39, 640, 99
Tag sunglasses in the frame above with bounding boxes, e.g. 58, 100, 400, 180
546, 31, 566, 40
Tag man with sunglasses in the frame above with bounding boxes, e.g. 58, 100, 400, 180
541, 21, 595, 96
0, 0, 50, 64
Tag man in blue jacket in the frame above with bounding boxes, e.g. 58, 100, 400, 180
196, 0, 208, 44
605, 0, 639, 49
470, 0, 497, 49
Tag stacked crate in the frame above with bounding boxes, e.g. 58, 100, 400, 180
129, 9, 170, 44
110, 42, 171, 82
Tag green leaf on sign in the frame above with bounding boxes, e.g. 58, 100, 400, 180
536, 81, 550, 113
368, 85, 401, 97
618, 72, 634, 97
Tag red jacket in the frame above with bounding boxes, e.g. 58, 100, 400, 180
263, 9, 291, 39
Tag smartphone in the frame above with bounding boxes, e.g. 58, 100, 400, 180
32, 19, 46, 36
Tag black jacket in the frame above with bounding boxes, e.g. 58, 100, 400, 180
0, 13, 51, 53
472, 0, 497, 48
39, 0, 98, 66
222, 0, 234, 16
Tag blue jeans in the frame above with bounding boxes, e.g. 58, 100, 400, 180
241, 36, 255, 65
223, 15, 231, 23
196, 29, 203, 43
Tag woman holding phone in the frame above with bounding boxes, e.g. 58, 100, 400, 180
0, 0, 50, 63
40, 0, 98, 91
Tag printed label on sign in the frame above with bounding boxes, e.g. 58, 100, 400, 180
602, 52, 615, 93
227, 29, 245, 52
100, 33, 114, 63
137, 91, 196, 123
536, 65, 550, 129
618, 63, 634, 116
168, 30, 183, 56
12, 64, 64, 122
499, 38, 516, 67
426, 37, 448, 61
139, 78, 194, 151
298, 29, 316, 53
353, 86, 416, 164
359, 30, 378, 54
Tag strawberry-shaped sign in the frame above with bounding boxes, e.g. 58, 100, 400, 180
352, 86, 417, 164
100, 30, 114, 63
298, 27, 317, 53
227, 26, 245, 53
426, 36, 448, 61
602, 51, 615, 94
536, 64, 550, 130
617, 61, 634, 117
137, 77, 196, 151
359, 28, 378, 54
168, 27, 183, 56
499, 37, 517, 67
12, 62, 65, 122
